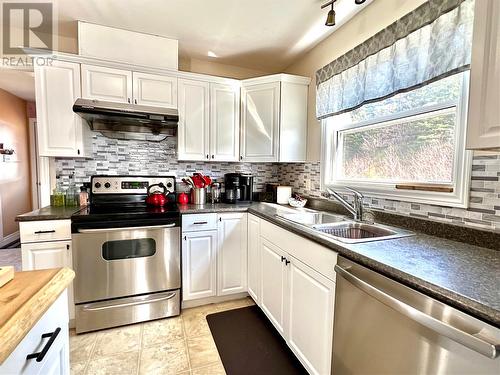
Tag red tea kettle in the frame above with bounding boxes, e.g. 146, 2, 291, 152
145, 183, 168, 207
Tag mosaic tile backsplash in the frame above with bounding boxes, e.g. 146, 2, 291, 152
54, 134, 279, 192
279, 153, 500, 232
54, 133, 500, 232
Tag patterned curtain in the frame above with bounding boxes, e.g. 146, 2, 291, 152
315, 0, 474, 120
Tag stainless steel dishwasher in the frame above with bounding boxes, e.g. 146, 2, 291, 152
332, 257, 500, 374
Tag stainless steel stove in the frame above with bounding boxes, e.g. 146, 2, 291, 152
71, 175, 181, 333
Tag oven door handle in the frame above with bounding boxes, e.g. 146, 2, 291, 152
77, 223, 177, 233
81, 292, 178, 311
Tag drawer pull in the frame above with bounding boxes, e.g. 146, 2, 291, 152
193, 221, 208, 225
26, 327, 61, 362
34, 230, 56, 234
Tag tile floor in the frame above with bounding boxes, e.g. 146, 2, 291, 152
70, 297, 255, 375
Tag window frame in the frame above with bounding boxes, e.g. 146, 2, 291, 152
321, 72, 473, 208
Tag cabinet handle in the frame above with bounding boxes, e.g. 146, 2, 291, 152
127, 98, 131, 103
219, 217, 222, 222
26, 327, 61, 362
281, 256, 286, 263
211, 155, 214, 159
34, 230, 55, 234
77, 149, 80, 155
206, 154, 209, 159
193, 221, 208, 225
184, 235, 187, 240
134, 99, 137, 104
240, 156, 243, 161
285, 259, 290, 266
66, 244, 70, 250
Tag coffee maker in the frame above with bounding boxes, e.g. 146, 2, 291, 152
224, 173, 253, 203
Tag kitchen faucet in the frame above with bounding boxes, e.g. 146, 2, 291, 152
324, 187, 364, 221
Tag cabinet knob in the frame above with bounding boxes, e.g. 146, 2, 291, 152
240, 156, 243, 161
66, 244, 70, 250
211, 155, 214, 159
134, 99, 137, 104
127, 98, 131, 103
184, 235, 187, 241
206, 154, 209, 159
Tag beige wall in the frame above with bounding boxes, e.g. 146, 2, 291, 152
180, 57, 271, 79
0, 89, 32, 237
285, 0, 427, 161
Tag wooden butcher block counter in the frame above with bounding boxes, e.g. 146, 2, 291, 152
0, 267, 74, 365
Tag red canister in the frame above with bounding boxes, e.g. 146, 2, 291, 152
178, 192, 189, 205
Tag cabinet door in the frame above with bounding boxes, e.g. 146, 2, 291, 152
240, 82, 280, 162
182, 230, 217, 301
132, 72, 177, 108
247, 214, 261, 303
260, 239, 287, 335
21, 241, 75, 320
466, 0, 500, 150
209, 82, 240, 161
286, 256, 335, 375
177, 79, 210, 161
35, 61, 84, 157
217, 213, 248, 296
81, 64, 132, 103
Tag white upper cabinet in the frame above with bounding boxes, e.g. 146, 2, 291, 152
132, 71, 177, 108
177, 78, 210, 161
210, 82, 240, 161
81, 64, 133, 103
217, 213, 248, 296
241, 82, 281, 162
241, 74, 310, 162
35, 60, 89, 157
466, 0, 500, 150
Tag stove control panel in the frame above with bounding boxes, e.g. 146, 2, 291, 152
91, 176, 176, 195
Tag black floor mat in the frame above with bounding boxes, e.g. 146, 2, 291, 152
206, 305, 307, 375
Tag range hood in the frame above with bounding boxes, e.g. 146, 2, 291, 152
73, 98, 179, 141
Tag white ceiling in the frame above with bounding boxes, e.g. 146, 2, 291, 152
55, 0, 371, 72
0, 70, 35, 101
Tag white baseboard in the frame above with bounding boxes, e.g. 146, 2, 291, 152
0, 231, 20, 248
181, 292, 250, 309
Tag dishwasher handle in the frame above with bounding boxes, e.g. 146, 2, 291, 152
334, 264, 500, 359
78, 223, 177, 233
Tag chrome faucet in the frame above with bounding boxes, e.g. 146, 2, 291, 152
324, 187, 364, 221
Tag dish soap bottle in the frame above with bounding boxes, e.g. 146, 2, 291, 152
51, 175, 65, 207
65, 173, 78, 206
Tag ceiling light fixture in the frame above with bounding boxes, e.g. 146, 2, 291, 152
322, 0, 366, 27
207, 51, 217, 58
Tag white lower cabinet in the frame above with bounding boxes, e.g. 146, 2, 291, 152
0, 290, 70, 375
260, 239, 287, 336
287, 256, 335, 375
247, 214, 261, 303
20, 220, 75, 321
217, 213, 248, 295
182, 230, 218, 301
181, 213, 248, 302
250, 214, 336, 375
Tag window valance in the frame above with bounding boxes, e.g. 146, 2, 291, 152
316, 0, 474, 120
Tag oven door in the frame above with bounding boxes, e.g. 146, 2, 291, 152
72, 223, 180, 303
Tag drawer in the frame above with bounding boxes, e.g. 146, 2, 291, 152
182, 213, 217, 232
0, 290, 70, 374
20, 220, 71, 243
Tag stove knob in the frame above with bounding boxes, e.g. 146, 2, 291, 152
166, 182, 173, 188
104, 182, 111, 189
94, 182, 101, 189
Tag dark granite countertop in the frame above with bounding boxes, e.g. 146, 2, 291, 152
16, 206, 83, 222
247, 203, 500, 328
178, 202, 255, 214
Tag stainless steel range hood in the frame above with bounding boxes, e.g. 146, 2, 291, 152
73, 98, 179, 141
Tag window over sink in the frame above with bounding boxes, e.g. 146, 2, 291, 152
321, 72, 472, 207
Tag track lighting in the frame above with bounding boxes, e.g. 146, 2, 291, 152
322, 0, 366, 27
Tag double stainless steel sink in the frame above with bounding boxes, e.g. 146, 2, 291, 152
276, 210, 413, 244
